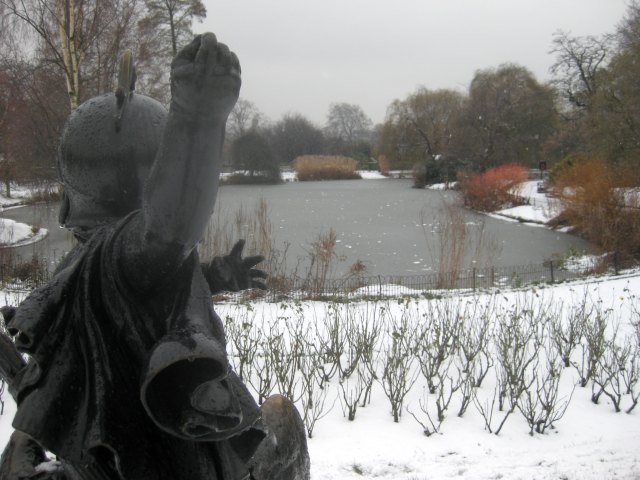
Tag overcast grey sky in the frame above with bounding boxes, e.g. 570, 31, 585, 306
196, 0, 629, 126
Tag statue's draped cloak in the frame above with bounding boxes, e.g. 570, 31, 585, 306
7, 213, 264, 479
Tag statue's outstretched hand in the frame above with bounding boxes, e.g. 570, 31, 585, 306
170, 32, 241, 121
203, 240, 267, 293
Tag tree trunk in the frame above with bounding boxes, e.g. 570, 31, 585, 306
56, 0, 81, 110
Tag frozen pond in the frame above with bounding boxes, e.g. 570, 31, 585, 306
2, 178, 594, 277
212, 178, 593, 276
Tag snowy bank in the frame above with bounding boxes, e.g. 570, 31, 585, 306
0, 218, 48, 247
1, 272, 638, 479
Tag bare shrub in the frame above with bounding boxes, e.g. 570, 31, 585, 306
456, 298, 494, 388
415, 299, 462, 394
0, 251, 49, 288
518, 353, 574, 435
489, 298, 543, 434
313, 303, 347, 382
574, 299, 610, 388
222, 306, 260, 382
25, 181, 62, 203
270, 315, 309, 403
298, 349, 336, 438
343, 302, 383, 381
622, 344, 640, 413
550, 296, 585, 368
591, 336, 630, 412
379, 304, 420, 423
247, 327, 278, 405
338, 366, 368, 421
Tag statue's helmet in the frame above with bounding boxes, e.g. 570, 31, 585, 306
58, 55, 167, 230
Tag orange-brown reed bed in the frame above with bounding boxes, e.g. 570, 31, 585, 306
293, 155, 362, 181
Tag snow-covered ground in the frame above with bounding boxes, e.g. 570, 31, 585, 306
0, 272, 638, 479
218, 274, 640, 480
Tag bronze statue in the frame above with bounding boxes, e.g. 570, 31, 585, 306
0, 33, 309, 480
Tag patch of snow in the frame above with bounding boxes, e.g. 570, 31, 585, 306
358, 171, 388, 180
427, 182, 457, 191
0, 219, 48, 247
491, 181, 562, 226
562, 253, 608, 273
0, 185, 34, 208
493, 204, 550, 224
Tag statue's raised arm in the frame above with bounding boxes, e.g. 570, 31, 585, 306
127, 33, 241, 286
141, 34, 239, 265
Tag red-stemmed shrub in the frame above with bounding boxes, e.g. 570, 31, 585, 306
458, 163, 529, 212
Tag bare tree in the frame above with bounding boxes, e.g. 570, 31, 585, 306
379, 88, 465, 176
325, 102, 372, 146
550, 30, 612, 111
266, 113, 325, 164
227, 98, 264, 141
1, 0, 143, 109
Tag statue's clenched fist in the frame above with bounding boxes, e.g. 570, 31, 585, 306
170, 32, 241, 121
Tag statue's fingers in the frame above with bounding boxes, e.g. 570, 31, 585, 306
229, 51, 241, 76
172, 37, 202, 81
212, 43, 240, 82
230, 239, 246, 258
215, 43, 231, 66
172, 35, 202, 68
171, 63, 196, 82
243, 255, 264, 268
196, 32, 218, 69
249, 268, 268, 280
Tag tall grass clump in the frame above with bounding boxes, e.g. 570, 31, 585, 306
200, 198, 359, 297
458, 163, 528, 212
422, 199, 502, 288
294, 156, 362, 181
377, 155, 391, 177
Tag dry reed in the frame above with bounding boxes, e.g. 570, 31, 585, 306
294, 156, 362, 181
